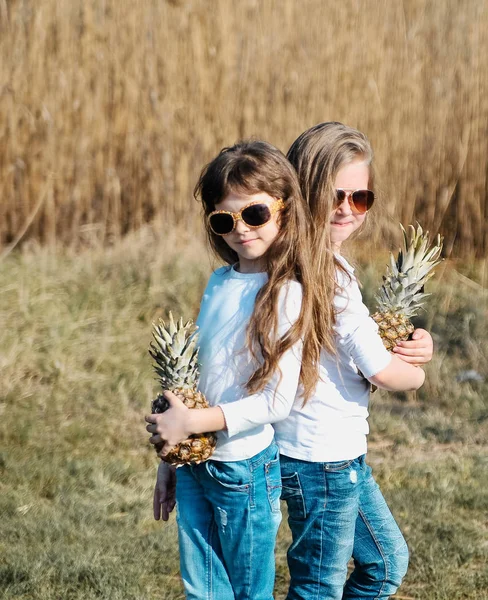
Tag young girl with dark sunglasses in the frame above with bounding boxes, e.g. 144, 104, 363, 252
145, 140, 333, 600
276, 121, 433, 600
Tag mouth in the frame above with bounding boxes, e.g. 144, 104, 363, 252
331, 222, 353, 227
237, 239, 257, 245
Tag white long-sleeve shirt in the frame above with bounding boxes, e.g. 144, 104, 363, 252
196, 265, 303, 461
274, 255, 392, 462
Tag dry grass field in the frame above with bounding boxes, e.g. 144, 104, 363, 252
1, 1, 488, 599
0, 0, 487, 255
0, 233, 487, 599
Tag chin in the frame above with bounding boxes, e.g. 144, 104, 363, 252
242, 251, 264, 261
331, 235, 347, 246
236, 243, 264, 257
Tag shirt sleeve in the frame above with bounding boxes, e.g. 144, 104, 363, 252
334, 271, 392, 379
219, 281, 303, 438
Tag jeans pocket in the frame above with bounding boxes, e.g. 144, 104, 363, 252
205, 460, 251, 493
323, 458, 355, 472
264, 454, 282, 514
281, 472, 307, 520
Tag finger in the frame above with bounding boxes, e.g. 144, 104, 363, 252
149, 434, 163, 446
395, 339, 426, 349
145, 415, 158, 424
163, 490, 176, 519
162, 499, 175, 521
153, 487, 161, 520
411, 328, 427, 340
161, 501, 172, 522
392, 346, 424, 356
159, 442, 176, 457
146, 423, 158, 433
163, 390, 185, 407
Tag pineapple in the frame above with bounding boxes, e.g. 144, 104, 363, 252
372, 224, 443, 351
149, 313, 217, 466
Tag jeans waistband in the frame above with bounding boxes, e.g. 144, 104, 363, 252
280, 453, 366, 466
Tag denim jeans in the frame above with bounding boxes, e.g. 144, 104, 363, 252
280, 454, 409, 600
175, 441, 282, 600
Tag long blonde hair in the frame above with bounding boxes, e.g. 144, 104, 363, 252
287, 121, 375, 356
194, 140, 324, 402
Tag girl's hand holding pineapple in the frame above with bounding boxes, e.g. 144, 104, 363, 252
145, 393, 191, 455
392, 328, 433, 366
146, 314, 219, 466
145, 392, 226, 458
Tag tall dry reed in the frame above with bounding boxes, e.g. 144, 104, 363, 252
0, 0, 487, 257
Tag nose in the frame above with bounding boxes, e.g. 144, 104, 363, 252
234, 216, 250, 233
335, 193, 353, 215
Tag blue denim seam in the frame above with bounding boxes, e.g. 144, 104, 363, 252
250, 461, 256, 509
316, 466, 327, 600
206, 517, 215, 600
357, 505, 388, 600
204, 462, 251, 494
265, 458, 281, 514
249, 441, 277, 470
250, 442, 277, 510
249, 501, 254, 599
281, 472, 307, 519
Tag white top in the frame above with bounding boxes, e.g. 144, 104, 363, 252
196, 265, 303, 461
274, 255, 392, 462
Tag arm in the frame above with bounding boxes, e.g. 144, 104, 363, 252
145, 360, 302, 447
338, 315, 426, 392
370, 328, 432, 390
334, 267, 426, 392
368, 354, 425, 391
146, 398, 226, 450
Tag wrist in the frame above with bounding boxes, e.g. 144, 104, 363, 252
185, 410, 200, 436
185, 405, 227, 435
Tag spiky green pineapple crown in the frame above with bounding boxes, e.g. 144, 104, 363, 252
149, 313, 200, 390
375, 224, 444, 317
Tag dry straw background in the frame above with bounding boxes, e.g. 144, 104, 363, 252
1, 3, 488, 599
0, 0, 487, 257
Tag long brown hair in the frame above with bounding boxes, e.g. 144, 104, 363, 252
287, 122, 375, 353
194, 140, 322, 402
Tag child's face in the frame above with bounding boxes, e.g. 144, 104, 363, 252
330, 160, 370, 251
214, 191, 281, 273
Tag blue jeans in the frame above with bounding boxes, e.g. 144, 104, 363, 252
280, 454, 409, 600
175, 442, 282, 600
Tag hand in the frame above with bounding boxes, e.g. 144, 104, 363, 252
392, 328, 433, 366
145, 391, 192, 457
153, 461, 176, 521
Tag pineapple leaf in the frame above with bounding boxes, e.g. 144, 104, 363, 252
168, 312, 177, 337
375, 222, 443, 314
149, 313, 201, 391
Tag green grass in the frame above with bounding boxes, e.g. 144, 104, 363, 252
1, 232, 487, 599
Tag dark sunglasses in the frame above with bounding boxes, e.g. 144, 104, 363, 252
208, 199, 285, 236
335, 189, 375, 214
